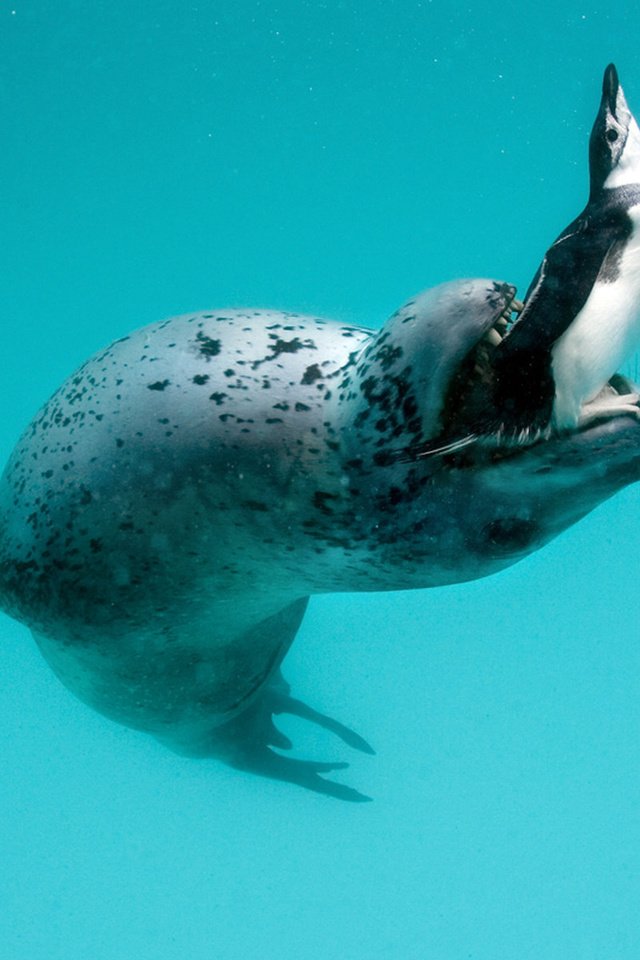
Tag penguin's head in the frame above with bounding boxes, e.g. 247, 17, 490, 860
589, 63, 640, 196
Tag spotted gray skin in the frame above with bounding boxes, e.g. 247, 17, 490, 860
1, 278, 640, 802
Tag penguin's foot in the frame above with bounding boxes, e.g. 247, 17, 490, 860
578, 390, 640, 428
201, 671, 375, 802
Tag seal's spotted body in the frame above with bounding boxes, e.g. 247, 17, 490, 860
2, 277, 640, 801
0, 309, 374, 724
4, 66, 640, 801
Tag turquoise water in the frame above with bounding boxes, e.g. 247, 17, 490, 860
2, 2, 640, 957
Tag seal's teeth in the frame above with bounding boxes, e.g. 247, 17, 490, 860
484, 328, 502, 347
513, 299, 524, 313
495, 317, 508, 330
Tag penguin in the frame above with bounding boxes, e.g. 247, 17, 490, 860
420, 63, 640, 457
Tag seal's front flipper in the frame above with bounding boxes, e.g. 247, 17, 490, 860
207, 670, 373, 801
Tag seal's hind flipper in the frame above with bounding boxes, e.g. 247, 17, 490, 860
207, 670, 373, 801
269, 692, 375, 755
227, 748, 371, 803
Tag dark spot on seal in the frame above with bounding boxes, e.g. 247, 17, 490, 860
196, 332, 222, 358
251, 337, 318, 370
385, 486, 405, 506
375, 344, 403, 370
295, 402, 310, 412
313, 491, 338, 514
193, 374, 210, 385
359, 376, 378, 401
209, 392, 227, 405
301, 364, 323, 385
148, 380, 170, 391
271, 337, 309, 354
483, 518, 538, 552
372, 450, 395, 467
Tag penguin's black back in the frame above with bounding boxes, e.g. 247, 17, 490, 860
487, 185, 640, 436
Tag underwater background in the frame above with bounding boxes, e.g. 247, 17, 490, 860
2, 2, 640, 957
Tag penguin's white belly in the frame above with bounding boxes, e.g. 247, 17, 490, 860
551, 232, 640, 429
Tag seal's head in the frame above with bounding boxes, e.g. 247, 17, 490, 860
369, 277, 639, 464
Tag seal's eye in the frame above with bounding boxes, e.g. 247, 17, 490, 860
607, 128, 619, 142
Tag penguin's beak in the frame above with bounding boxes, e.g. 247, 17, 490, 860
602, 63, 620, 116
588, 63, 640, 196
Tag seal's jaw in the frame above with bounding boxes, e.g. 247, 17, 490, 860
406, 289, 640, 461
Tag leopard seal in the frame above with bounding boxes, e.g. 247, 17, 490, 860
1, 278, 640, 801
3, 66, 640, 802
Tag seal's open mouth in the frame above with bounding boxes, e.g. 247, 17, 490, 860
423, 285, 640, 458
466, 288, 524, 386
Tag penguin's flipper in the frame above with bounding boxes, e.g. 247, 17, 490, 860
502, 212, 624, 357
